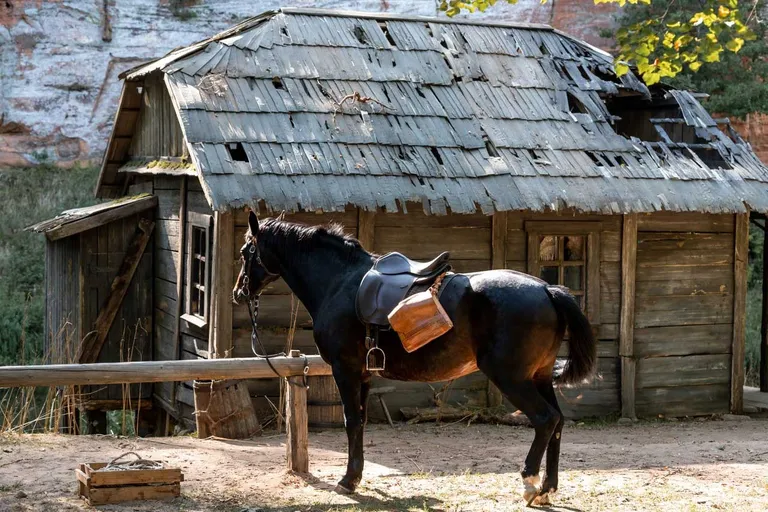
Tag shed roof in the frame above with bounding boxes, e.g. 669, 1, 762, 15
99, 8, 768, 214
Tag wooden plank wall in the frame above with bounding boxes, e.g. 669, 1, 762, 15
128, 74, 184, 159
633, 212, 735, 417
508, 211, 621, 419
44, 236, 80, 362
147, 176, 182, 415
79, 209, 153, 402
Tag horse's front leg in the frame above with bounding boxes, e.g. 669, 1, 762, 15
332, 365, 366, 493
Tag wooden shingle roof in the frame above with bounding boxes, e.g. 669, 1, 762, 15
100, 8, 768, 214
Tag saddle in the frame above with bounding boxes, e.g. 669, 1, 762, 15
356, 251, 452, 327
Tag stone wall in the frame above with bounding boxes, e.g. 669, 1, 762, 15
0, 0, 620, 167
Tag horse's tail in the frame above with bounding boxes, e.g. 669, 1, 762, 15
546, 285, 597, 386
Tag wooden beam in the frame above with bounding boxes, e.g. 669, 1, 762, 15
0, 355, 333, 388
285, 353, 309, 473
357, 209, 376, 251
211, 211, 234, 359
170, 177, 188, 408
762, 225, 768, 392
620, 214, 638, 419
47, 195, 157, 241
77, 218, 155, 364
731, 212, 749, 413
487, 212, 507, 408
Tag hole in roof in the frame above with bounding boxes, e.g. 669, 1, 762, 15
272, 77, 284, 90
301, 80, 312, 98
382, 85, 391, 103
367, 52, 373, 63
359, 149, 366, 158
415, 86, 426, 99
353, 25, 370, 46
397, 146, 411, 160
692, 147, 732, 169
585, 151, 604, 167
539, 42, 549, 55
227, 142, 248, 163
417, 176, 426, 186
280, 26, 289, 37
425, 23, 434, 37
567, 92, 588, 114
317, 82, 332, 99
430, 147, 444, 165
581, 123, 594, 136
324, 119, 331, 130
483, 136, 500, 158
578, 65, 592, 83
379, 21, 397, 47
289, 114, 294, 128
615, 155, 628, 167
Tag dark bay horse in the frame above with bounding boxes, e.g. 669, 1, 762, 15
233, 212, 596, 505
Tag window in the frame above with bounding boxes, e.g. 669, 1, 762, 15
526, 221, 601, 324
184, 212, 212, 328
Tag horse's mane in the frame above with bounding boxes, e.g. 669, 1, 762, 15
249, 218, 366, 260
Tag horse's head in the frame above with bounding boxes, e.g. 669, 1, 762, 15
233, 211, 280, 303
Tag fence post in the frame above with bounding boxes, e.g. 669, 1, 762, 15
285, 350, 309, 472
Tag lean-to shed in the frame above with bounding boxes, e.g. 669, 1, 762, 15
48, 8, 768, 429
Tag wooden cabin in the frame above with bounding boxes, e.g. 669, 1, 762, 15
38, 8, 768, 430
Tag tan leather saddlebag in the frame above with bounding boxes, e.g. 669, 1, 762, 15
387, 274, 453, 353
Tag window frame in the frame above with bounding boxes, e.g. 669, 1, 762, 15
525, 221, 601, 325
183, 211, 213, 329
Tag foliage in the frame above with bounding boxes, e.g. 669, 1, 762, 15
0, 165, 99, 366
746, 223, 764, 387
438, 0, 756, 85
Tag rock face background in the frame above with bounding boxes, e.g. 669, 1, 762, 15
0, 0, 619, 166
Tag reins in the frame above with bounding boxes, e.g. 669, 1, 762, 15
242, 235, 308, 387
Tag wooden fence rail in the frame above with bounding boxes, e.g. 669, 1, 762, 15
0, 355, 332, 388
0, 353, 332, 473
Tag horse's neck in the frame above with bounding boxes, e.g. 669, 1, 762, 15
276, 245, 371, 319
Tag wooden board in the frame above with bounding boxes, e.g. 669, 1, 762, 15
636, 354, 731, 388
637, 232, 733, 266
635, 264, 733, 282
233, 295, 313, 329
635, 384, 729, 417
634, 294, 733, 328
634, 324, 732, 358
373, 226, 491, 260
731, 213, 749, 413
637, 212, 735, 233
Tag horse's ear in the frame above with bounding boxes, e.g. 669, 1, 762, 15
276, 210, 286, 221
248, 210, 259, 236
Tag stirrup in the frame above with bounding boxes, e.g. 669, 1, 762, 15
366, 346, 386, 372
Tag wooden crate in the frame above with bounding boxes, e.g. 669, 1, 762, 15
75, 462, 183, 506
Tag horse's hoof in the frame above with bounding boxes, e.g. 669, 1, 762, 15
334, 483, 355, 495
533, 493, 551, 506
522, 475, 540, 506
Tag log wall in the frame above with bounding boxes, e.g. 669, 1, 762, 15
633, 212, 735, 417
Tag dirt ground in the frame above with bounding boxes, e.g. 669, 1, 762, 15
1, 418, 768, 512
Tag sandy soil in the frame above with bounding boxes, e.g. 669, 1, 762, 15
1, 418, 768, 512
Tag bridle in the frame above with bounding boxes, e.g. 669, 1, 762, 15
240, 235, 308, 385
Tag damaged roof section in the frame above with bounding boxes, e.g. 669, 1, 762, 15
102, 8, 768, 214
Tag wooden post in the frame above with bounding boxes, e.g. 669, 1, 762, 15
77, 218, 155, 364
762, 220, 768, 392
487, 212, 507, 408
620, 214, 638, 419
731, 212, 749, 413
210, 211, 234, 359
285, 351, 309, 473
170, 177, 188, 407
357, 209, 375, 251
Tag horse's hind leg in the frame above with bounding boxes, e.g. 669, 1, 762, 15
534, 380, 564, 506
482, 371, 561, 505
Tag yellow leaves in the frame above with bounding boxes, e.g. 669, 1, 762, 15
717, 5, 730, 19
726, 37, 744, 52
689, 61, 703, 71
615, 62, 630, 76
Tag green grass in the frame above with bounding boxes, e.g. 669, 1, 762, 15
0, 165, 99, 366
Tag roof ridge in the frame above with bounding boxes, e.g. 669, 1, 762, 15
278, 7, 554, 31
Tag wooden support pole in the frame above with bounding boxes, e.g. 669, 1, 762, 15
285, 351, 309, 473
211, 211, 234, 359
170, 177, 188, 408
762, 224, 768, 392
77, 217, 155, 364
357, 209, 376, 251
620, 214, 638, 419
0, 355, 333, 388
487, 212, 507, 408
731, 212, 749, 413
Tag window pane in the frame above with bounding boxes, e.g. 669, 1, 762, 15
198, 290, 205, 316
540, 266, 559, 285
191, 288, 200, 316
539, 236, 558, 262
564, 236, 584, 261
564, 265, 584, 291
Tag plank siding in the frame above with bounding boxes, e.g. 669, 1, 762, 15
128, 74, 184, 158
634, 213, 735, 417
